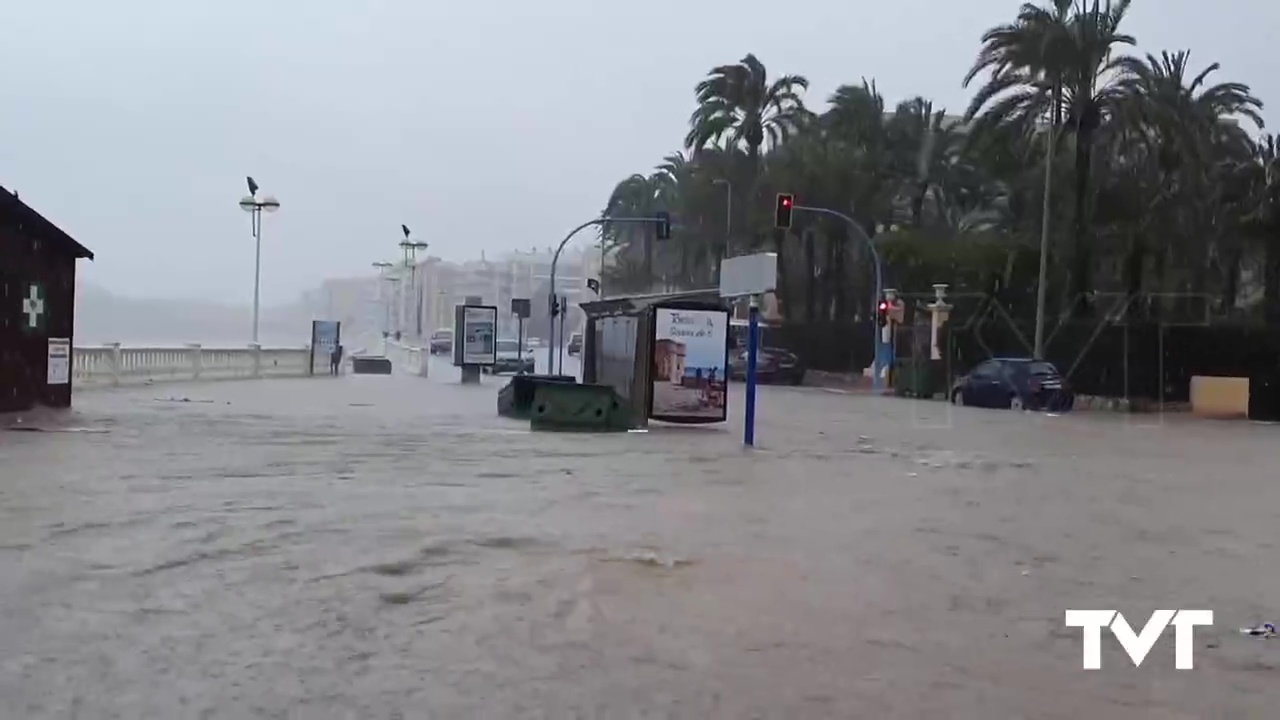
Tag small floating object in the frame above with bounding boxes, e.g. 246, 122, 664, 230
1239, 623, 1277, 638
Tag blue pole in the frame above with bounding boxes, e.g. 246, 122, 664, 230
744, 297, 760, 447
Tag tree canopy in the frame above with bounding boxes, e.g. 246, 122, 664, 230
601, 2, 1278, 326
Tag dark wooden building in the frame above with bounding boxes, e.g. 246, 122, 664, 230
0, 187, 94, 413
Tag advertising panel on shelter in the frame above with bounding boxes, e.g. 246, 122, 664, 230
455, 305, 497, 366
649, 306, 729, 424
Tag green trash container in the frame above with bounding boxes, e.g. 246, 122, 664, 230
893, 358, 943, 399
529, 382, 632, 432
497, 374, 578, 419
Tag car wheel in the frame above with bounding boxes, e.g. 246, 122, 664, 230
1009, 395, 1025, 411
951, 388, 964, 406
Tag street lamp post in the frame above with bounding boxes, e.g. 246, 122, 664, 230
398, 226, 429, 340
239, 176, 281, 344
548, 215, 668, 374
1033, 124, 1055, 359
372, 261, 395, 338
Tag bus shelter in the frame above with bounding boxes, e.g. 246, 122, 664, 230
579, 289, 731, 429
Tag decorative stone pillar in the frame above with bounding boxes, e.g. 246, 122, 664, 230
187, 343, 203, 380
927, 284, 952, 361
109, 342, 122, 386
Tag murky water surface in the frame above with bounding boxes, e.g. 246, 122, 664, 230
1, 365, 1277, 718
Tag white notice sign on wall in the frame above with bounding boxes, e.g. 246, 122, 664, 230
47, 338, 70, 385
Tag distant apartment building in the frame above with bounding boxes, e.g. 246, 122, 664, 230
343, 246, 597, 343
305, 276, 383, 338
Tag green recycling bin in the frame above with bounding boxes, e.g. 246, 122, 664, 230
893, 358, 944, 399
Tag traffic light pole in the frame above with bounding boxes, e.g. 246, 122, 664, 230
547, 215, 669, 369
792, 205, 887, 390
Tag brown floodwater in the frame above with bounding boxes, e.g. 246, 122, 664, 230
1, 365, 1277, 718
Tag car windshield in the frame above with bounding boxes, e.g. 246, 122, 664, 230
496, 340, 519, 353
433, 331, 451, 339
730, 324, 776, 349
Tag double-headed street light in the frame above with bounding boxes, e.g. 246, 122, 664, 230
239, 176, 281, 344
398, 224, 430, 338
372, 261, 395, 336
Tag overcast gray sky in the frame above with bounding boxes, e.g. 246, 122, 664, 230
2, 0, 1275, 305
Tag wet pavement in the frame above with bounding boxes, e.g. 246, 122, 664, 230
1, 359, 1278, 718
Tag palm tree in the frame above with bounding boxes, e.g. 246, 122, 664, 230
685, 53, 810, 165
601, 173, 662, 292
686, 54, 810, 252
965, 0, 1136, 317
1104, 50, 1264, 310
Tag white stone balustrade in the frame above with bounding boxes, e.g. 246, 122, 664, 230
72, 344, 314, 387
382, 338, 430, 377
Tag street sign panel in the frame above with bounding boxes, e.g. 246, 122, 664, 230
719, 253, 778, 298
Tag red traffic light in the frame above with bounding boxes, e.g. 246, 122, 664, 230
775, 193, 795, 229
878, 301, 889, 311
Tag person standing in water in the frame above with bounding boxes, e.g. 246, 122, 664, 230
330, 344, 344, 375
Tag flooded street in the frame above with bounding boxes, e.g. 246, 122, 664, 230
2, 366, 1278, 718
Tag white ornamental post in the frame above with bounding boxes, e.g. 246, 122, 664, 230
188, 343, 203, 380
250, 343, 262, 378
927, 284, 952, 361
109, 342, 122, 386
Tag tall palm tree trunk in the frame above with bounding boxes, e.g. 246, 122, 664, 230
1071, 135, 1095, 316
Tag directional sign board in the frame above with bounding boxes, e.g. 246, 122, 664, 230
719, 253, 778, 298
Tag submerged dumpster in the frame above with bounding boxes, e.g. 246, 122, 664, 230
497, 374, 578, 419
529, 382, 630, 432
351, 356, 393, 375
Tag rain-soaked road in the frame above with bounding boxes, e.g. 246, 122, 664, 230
2, 360, 1278, 718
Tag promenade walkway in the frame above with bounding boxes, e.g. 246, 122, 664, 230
1, 368, 1277, 717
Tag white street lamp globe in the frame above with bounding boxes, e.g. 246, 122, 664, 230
260, 195, 281, 213
239, 196, 257, 212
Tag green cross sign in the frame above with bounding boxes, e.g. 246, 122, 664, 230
21, 282, 46, 333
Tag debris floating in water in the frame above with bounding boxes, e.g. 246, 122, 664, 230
1239, 623, 1277, 638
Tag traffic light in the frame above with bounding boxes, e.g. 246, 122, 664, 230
655, 211, 671, 240
775, 194, 794, 229
550, 295, 560, 317
877, 300, 890, 327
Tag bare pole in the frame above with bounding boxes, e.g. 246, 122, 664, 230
1033, 121, 1055, 360
251, 207, 262, 344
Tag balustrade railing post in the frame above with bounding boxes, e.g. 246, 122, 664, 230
188, 343, 203, 380
249, 343, 262, 378
109, 342, 122, 386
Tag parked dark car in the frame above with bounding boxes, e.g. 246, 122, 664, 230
728, 346, 805, 385
727, 320, 805, 385
950, 358, 1074, 411
429, 329, 453, 355
566, 332, 583, 356
484, 338, 536, 375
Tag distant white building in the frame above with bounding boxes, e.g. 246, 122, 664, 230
343, 246, 596, 342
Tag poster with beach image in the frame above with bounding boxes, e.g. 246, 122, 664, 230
650, 307, 728, 422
